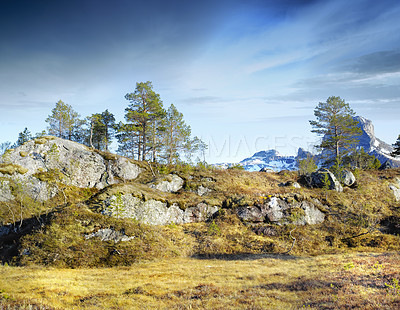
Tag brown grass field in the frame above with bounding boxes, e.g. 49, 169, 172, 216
1, 251, 399, 309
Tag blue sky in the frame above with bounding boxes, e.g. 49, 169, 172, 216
1, 0, 400, 163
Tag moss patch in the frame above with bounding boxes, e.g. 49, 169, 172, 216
0, 163, 29, 175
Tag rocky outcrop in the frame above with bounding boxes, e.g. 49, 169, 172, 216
308, 169, 343, 192
101, 193, 218, 225
90, 183, 219, 225
236, 196, 325, 225
148, 174, 184, 193
0, 136, 143, 202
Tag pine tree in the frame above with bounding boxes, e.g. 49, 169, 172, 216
115, 122, 139, 159
100, 109, 116, 151
392, 134, 400, 157
46, 100, 82, 140
124, 82, 164, 160
309, 96, 362, 164
15, 128, 32, 146
86, 113, 103, 149
162, 104, 192, 165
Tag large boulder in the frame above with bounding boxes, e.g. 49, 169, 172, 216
101, 194, 218, 225
0, 136, 143, 202
236, 205, 265, 222
148, 174, 184, 193
341, 169, 356, 187
236, 197, 325, 226
91, 184, 219, 225
309, 169, 343, 192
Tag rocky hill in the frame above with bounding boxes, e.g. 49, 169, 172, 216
0, 136, 399, 267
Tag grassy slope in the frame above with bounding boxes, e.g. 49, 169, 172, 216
1, 165, 400, 308
1, 166, 400, 267
0, 252, 399, 309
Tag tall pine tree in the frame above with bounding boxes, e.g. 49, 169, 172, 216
162, 104, 192, 165
46, 100, 82, 140
124, 82, 164, 161
310, 96, 362, 164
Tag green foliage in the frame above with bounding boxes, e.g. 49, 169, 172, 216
298, 155, 317, 176
385, 278, 400, 295
86, 110, 116, 151
112, 193, 126, 219
330, 156, 345, 182
228, 164, 245, 170
207, 220, 221, 236
14, 128, 32, 147
124, 81, 165, 161
342, 148, 381, 169
391, 134, 400, 157
117, 81, 207, 164
310, 96, 362, 162
162, 104, 192, 165
18, 205, 189, 267
0, 142, 11, 156
46, 100, 82, 141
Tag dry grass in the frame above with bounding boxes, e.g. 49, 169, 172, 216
0, 252, 399, 309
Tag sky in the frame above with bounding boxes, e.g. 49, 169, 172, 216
1, 0, 400, 163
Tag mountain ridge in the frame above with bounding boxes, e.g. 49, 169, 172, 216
217, 116, 400, 171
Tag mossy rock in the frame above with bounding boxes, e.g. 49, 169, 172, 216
93, 149, 118, 161
0, 163, 29, 175
34, 136, 55, 145
34, 138, 47, 145
33, 169, 65, 182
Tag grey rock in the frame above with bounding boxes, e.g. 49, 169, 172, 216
111, 157, 142, 181
309, 169, 343, 192
183, 203, 219, 223
85, 228, 135, 242
295, 201, 325, 225
279, 181, 301, 188
197, 185, 211, 196
102, 194, 181, 225
389, 178, 400, 202
0, 180, 14, 202
341, 169, 356, 187
100, 193, 218, 225
264, 197, 290, 222
0, 225, 12, 237
237, 197, 325, 226
149, 174, 184, 193
0, 175, 57, 202
237, 205, 264, 222
0, 136, 143, 202
292, 182, 301, 189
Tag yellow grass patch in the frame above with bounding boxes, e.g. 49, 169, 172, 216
1, 252, 399, 309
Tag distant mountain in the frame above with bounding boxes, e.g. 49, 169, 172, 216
215, 116, 399, 172
239, 150, 294, 172
353, 116, 400, 167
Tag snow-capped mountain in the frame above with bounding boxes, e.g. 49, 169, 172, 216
354, 116, 400, 167
238, 148, 311, 172
214, 116, 399, 172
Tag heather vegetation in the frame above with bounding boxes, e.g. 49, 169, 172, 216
1, 94, 400, 309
